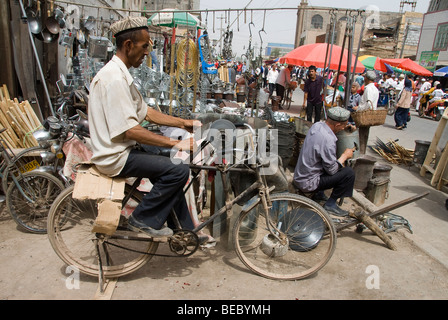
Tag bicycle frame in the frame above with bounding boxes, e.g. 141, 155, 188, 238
118, 159, 279, 246
189, 164, 276, 234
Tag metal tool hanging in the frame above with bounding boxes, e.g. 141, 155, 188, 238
330, 10, 350, 107
351, 12, 366, 85
321, 9, 337, 119
198, 31, 218, 82
342, 11, 358, 107
221, 10, 233, 60
242, 21, 255, 69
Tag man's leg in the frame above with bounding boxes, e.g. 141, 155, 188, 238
306, 102, 313, 122
276, 84, 285, 103
117, 149, 194, 231
314, 102, 323, 123
316, 167, 355, 216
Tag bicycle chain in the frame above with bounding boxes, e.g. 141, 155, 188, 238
101, 230, 200, 258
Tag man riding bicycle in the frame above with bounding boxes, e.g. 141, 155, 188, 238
88, 17, 201, 239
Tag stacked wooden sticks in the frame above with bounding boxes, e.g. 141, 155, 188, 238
370, 137, 414, 165
0, 85, 42, 149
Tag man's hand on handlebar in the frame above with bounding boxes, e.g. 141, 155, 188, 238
182, 119, 202, 133
174, 137, 197, 152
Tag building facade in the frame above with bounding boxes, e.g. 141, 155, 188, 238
416, 0, 448, 67
294, 0, 423, 59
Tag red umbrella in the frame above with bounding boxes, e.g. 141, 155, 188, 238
380, 58, 433, 77
278, 43, 365, 73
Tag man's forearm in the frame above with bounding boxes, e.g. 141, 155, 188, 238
145, 107, 186, 129
125, 125, 178, 148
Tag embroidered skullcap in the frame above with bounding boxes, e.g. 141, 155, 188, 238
399, 74, 405, 78
327, 106, 350, 122
110, 16, 148, 37
365, 70, 376, 81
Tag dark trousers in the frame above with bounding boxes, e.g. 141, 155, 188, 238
117, 146, 194, 230
268, 83, 276, 96
394, 107, 409, 127
276, 84, 285, 101
316, 166, 355, 199
306, 101, 323, 123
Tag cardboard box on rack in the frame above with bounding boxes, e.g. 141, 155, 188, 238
73, 163, 126, 235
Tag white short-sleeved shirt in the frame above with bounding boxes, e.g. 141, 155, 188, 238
357, 83, 379, 111
88, 55, 148, 176
275, 68, 291, 87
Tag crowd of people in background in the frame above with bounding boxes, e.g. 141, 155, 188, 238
216, 59, 447, 131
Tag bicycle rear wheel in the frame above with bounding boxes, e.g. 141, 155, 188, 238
6, 171, 64, 233
282, 89, 292, 110
47, 185, 158, 279
233, 193, 337, 280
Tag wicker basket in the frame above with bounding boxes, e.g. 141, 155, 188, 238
351, 108, 387, 127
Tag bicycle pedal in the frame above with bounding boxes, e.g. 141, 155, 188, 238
122, 227, 169, 242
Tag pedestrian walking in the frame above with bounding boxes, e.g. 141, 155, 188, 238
302, 65, 324, 123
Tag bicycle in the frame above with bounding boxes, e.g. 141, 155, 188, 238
281, 86, 293, 110
0, 128, 65, 233
387, 88, 397, 116
47, 121, 337, 281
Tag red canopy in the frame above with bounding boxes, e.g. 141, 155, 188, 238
278, 43, 365, 73
380, 58, 433, 77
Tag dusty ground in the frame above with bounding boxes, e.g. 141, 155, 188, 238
1, 196, 447, 301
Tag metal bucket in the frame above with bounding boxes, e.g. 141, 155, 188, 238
413, 140, 431, 165
336, 128, 360, 159
353, 155, 377, 191
365, 178, 390, 206
372, 163, 392, 180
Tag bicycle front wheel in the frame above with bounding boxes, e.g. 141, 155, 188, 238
1, 146, 48, 193
47, 185, 159, 279
233, 193, 337, 280
6, 171, 64, 233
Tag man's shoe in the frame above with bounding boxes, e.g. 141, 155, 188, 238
312, 191, 329, 202
127, 214, 173, 237
323, 204, 349, 217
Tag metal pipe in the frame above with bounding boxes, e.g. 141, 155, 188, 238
18, 0, 54, 117
351, 13, 366, 84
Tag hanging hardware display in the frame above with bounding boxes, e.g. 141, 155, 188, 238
221, 25, 233, 60
198, 32, 218, 80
